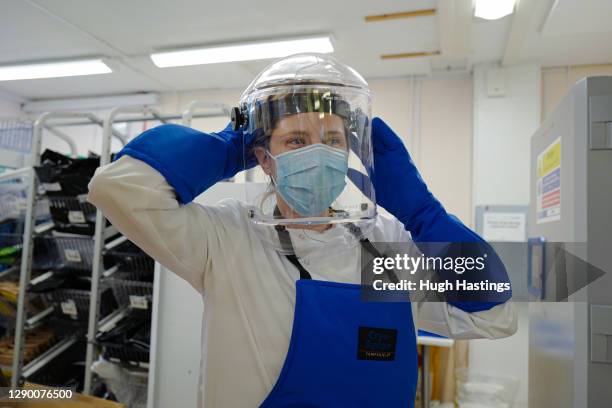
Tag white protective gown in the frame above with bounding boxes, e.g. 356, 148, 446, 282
87, 155, 517, 408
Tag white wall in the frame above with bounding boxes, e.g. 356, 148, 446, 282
419, 75, 473, 225
469, 63, 541, 408
473, 64, 541, 207
370, 78, 413, 148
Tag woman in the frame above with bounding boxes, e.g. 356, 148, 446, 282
88, 54, 516, 407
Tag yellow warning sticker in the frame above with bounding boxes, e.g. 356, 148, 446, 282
538, 138, 561, 178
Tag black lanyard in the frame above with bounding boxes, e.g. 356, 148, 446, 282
274, 220, 399, 283
275, 224, 313, 280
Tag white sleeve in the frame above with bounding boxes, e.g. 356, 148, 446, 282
376, 213, 518, 339
417, 301, 517, 339
87, 155, 221, 294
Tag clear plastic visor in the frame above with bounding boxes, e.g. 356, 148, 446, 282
242, 86, 376, 234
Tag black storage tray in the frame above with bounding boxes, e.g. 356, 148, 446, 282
49, 287, 117, 322
47, 196, 98, 235
100, 342, 150, 366
34, 150, 99, 197
47, 234, 94, 274
97, 311, 150, 366
106, 273, 153, 315
104, 240, 154, 280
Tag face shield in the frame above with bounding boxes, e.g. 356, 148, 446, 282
231, 53, 376, 252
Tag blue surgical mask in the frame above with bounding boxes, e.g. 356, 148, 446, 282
267, 144, 349, 216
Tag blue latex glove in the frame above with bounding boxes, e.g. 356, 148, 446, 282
370, 117, 512, 311
114, 123, 256, 204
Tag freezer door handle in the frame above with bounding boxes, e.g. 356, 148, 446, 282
590, 121, 612, 150
591, 304, 612, 363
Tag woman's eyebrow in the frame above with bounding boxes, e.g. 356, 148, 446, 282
274, 129, 344, 139
277, 130, 309, 138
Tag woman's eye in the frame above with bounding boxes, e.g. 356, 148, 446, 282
325, 136, 342, 146
287, 136, 305, 146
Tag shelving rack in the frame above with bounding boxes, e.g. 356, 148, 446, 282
83, 106, 162, 394
6, 103, 231, 404
0, 165, 34, 368
82, 102, 231, 400
10, 111, 127, 388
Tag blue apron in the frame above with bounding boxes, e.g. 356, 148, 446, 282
260, 225, 418, 407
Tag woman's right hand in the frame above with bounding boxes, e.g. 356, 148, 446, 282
114, 122, 256, 204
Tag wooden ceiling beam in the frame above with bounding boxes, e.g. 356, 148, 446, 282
365, 9, 436, 23
381, 51, 441, 60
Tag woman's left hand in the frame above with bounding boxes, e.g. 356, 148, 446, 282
369, 117, 440, 238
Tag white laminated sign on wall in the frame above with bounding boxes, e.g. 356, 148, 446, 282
483, 212, 526, 242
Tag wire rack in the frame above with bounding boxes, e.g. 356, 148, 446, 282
47, 196, 98, 235
48, 287, 117, 322
0, 183, 27, 224
106, 276, 153, 314
10, 111, 124, 391
100, 342, 150, 368
47, 316, 88, 338
96, 309, 150, 368
104, 240, 154, 280
0, 120, 33, 153
49, 235, 95, 273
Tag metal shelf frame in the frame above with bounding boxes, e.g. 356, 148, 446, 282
10, 111, 124, 388
181, 101, 230, 127
82, 105, 137, 393
82, 102, 230, 394
41, 109, 229, 129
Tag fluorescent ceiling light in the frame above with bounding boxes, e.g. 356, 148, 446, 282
474, 0, 516, 20
0, 59, 111, 81
22, 93, 160, 113
151, 36, 334, 68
